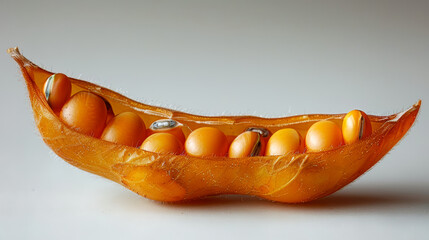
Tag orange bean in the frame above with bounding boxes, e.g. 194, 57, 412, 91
305, 120, 343, 152
141, 133, 184, 154
342, 110, 372, 144
101, 112, 146, 147
265, 128, 304, 156
185, 127, 228, 157
229, 131, 263, 158
60, 91, 107, 137
43, 73, 71, 112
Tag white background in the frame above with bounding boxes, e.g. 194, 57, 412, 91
1, 1, 428, 239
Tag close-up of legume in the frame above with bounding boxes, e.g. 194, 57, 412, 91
43, 72, 380, 157
9, 47, 420, 203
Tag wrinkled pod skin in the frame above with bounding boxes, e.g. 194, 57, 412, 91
8, 47, 421, 203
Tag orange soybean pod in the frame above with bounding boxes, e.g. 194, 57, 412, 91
9, 47, 421, 203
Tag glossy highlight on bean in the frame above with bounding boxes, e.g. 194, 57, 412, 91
148, 119, 186, 144
9, 47, 421, 203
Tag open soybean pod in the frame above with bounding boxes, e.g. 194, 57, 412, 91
9, 47, 421, 203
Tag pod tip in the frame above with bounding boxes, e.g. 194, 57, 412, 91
7, 47, 20, 55
407, 100, 421, 114
415, 99, 422, 107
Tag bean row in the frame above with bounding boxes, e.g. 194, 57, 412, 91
44, 73, 372, 158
